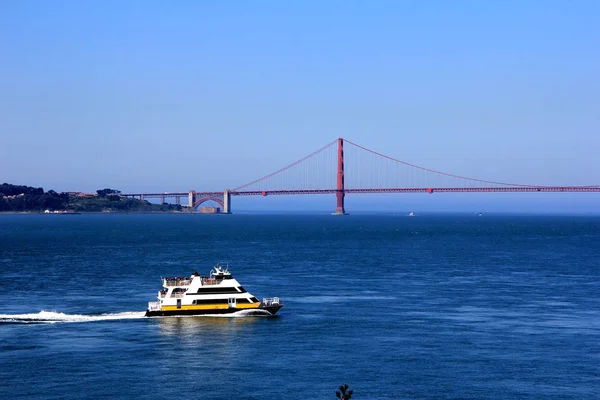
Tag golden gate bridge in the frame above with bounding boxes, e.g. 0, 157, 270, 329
122, 138, 600, 214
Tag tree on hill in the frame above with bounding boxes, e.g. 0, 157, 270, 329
96, 188, 121, 197
0, 183, 44, 196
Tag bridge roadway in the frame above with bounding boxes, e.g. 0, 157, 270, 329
121, 186, 600, 213
123, 187, 600, 197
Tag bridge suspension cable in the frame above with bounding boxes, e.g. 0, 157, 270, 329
343, 139, 536, 188
232, 139, 338, 191
233, 137, 549, 192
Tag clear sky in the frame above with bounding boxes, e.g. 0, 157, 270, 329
1, 1, 599, 212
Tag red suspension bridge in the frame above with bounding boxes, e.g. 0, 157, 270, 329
122, 138, 599, 214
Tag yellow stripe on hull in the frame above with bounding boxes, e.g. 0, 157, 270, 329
160, 303, 261, 311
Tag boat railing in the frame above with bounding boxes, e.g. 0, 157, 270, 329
164, 278, 191, 287
148, 301, 161, 311
262, 297, 281, 306
201, 278, 220, 286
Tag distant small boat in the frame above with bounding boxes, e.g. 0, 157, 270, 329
478, 213, 483, 217
408, 212, 415, 217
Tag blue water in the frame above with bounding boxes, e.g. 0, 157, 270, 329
0, 214, 598, 399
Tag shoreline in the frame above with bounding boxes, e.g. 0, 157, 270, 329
0, 211, 195, 215
1, 211, 599, 216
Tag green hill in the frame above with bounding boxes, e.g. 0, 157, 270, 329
0, 184, 182, 213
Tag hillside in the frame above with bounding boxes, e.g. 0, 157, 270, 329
0, 184, 183, 213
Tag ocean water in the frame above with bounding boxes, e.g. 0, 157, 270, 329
0, 213, 598, 400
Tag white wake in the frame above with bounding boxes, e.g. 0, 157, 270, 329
0, 310, 146, 324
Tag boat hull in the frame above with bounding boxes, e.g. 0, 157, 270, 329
145, 304, 282, 317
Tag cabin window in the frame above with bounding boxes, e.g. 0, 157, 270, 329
192, 299, 228, 305
194, 287, 239, 294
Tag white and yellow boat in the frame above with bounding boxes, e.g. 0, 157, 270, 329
145, 264, 283, 317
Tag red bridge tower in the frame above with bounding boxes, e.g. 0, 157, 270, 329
333, 138, 348, 215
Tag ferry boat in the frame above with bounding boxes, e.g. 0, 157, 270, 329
145, 264, 283, 317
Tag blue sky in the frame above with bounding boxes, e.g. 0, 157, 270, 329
1, 1, 599, 212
